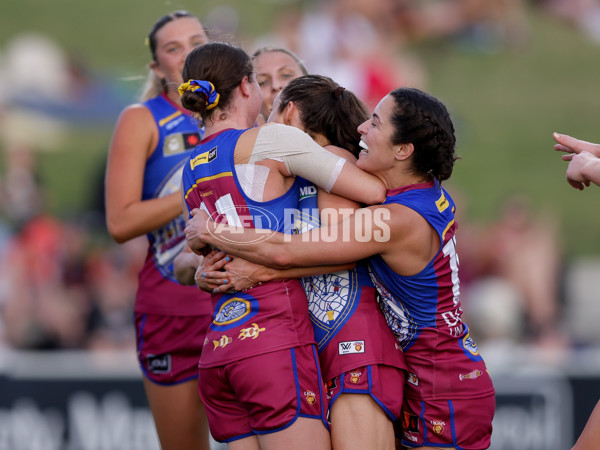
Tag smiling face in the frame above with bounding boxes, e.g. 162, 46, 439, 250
254, 50, 306, 119
151, 17, 208, 90
356, 94, 399, 176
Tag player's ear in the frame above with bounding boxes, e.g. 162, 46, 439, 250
395, 143, 414, 161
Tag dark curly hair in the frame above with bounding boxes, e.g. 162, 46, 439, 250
388, 88, 458, 182
180, 42, 254, 122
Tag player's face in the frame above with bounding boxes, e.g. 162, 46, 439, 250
254, 51, 304, 119
152, 17, 208, 87
356, 95, 398, 175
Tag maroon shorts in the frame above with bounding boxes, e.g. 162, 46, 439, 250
327, 364, 405, 421
135, 312, 208, 385
397, 394, 495, 449
198, 344, 329, 443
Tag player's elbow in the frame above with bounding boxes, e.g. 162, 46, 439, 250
370, 185, 386, 204
106, 219, 133, 244
267, 247, 295, 269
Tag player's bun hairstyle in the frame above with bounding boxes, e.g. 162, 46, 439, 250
389, 88, 458, 182
181, 42, 254, 121
276, 75, 369, 157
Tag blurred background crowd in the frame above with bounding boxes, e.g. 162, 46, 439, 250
0, 0, 599, 359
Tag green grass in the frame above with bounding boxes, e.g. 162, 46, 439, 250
1, 1, 599, 255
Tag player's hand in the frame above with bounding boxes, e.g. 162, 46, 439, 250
185, 208, 211, 254
554, 132, 600, 159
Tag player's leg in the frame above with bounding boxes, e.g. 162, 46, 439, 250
330, 393, 395, 450
227, 435, 261, 450
328, 365, 404, 450
259, 417, 331, 450
143, 377, 210, 450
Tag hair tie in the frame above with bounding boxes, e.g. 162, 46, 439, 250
334, 86, 345, 99
178, 80, 220, 110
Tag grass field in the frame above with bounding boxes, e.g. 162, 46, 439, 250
1, 0, 599, 256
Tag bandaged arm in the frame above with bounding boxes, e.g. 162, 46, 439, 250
252, 124, 385, 205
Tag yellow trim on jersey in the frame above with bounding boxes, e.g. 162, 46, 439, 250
442, 218, 455, 240
158, 110, 182, 127
184, 172, 233, 199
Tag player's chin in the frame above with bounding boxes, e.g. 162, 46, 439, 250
356, 153, 368, 169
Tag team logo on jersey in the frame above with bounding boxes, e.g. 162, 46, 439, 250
431, 420, 445, 435
407, 372, 419, 386
459, 369, 483, 381
338, 340, 365, 355
459, 329, 484, 362
211, 293, 258, 331
190, 146, 217, 169
304, 390, 317, 405
349, 371, 362, 384
146, 354, 171, 374
238, 323, 265, 340
213, 335, 233, 350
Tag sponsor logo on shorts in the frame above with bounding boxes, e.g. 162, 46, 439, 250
338, 340, 365, 355
431, 420, 445, 435
459, 369, 483, 381
238, 323, 265, 340
407, 372, 419, 386
403, 411, 420, 433
304, 390, 316, 405
213, 335, 233, 350
349, 371, 362, 384
146, 354, 171, 374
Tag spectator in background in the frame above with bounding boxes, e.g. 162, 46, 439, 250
254, 0, 428, 111
479, 195, 565, 347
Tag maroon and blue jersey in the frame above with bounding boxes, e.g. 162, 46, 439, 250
368, 180, 495, 400
295, 181, 406, 381
135, 93, 210, 316
181, 129, 315, 368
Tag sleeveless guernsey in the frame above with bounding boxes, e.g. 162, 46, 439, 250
296, 181, 406, 381
135, 93, 210, 317
182, 129, 315, 368
368, 180, 495, 400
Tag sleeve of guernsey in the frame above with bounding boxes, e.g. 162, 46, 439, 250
250, 123, 346, 193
